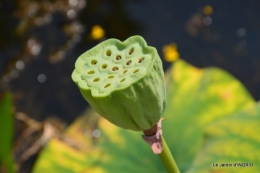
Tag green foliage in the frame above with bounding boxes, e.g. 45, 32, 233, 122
0, 93, 15, 173
163, 60, 254, 171
32, 109, 104, 173
186, 102, 260, 173
33, 60, 259, 173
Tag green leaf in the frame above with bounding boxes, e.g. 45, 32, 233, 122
33, 111, 166, 173
0, 93, 15, 173
32, 138, 101, 173
186, 102, 260, 173
32, 109, 102, 173
163, 60, 255, 171
33, 59, 255, 173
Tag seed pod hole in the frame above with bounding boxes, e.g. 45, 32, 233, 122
108, 75, 114, 79
112, 67, 119, 71
102, 64, 107, 69
104, 83, 111, 88
93, 78, 100, 82
120, 78, 125, 82
91, 60, 97, 65
116, 55, 121, 60
138, 57, 144, 63
123, 70, 128, 74
88, 70, 95, 74
129, 48, 134, 55
126, 60, 132, 65
133, 69, 139, 74
106, 50, 111, 56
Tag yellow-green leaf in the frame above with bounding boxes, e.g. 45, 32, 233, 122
163, 60, 255, 171
186, 102, 260, 173
32, 109, 102, 173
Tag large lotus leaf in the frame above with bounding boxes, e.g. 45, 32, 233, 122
163, 59, 254, 171
32, 109, 102, 173
33, 59, 255, 173
32, 138, 102, 173
186, 102, 260, 173
33, 111, 165, 173
0, 93, 15, 173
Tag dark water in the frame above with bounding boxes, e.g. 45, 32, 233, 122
1, 0, 260, 124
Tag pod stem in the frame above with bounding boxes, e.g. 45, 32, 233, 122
159, 136, 180, 173
142, 119, 180, 173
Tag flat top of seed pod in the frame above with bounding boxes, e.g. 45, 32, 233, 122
72, 35, 158, 97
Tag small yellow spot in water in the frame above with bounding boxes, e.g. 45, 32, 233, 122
163, 43, 180, 62
203, 5, 213, 16
90, 25, 105, 40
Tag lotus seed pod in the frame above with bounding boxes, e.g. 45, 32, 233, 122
72, 36, 166, 131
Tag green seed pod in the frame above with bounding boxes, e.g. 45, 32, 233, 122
72, 36, 166, 131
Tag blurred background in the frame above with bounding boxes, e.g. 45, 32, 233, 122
1, 0, 260, 172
